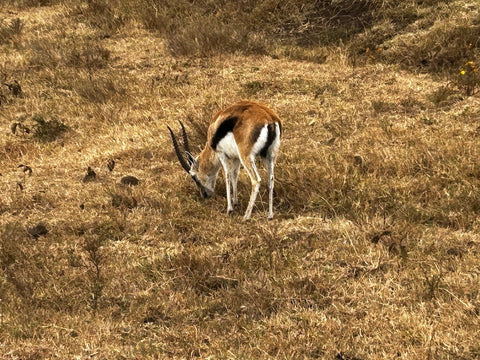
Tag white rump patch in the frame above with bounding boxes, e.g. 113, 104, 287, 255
251, 125, 268, 156
269, 122, 281, 157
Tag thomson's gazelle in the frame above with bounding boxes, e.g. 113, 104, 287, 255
168, 101, 282, 220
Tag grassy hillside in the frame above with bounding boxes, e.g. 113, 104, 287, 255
1, 1, 479, 359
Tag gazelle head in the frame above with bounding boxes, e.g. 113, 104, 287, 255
167, 122, 220, 199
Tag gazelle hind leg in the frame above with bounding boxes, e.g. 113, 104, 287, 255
242, 156, 261, 221
264, 156, 275, 219
266, 123, 281, 219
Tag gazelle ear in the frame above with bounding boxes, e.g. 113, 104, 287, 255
185, 151, 196, 167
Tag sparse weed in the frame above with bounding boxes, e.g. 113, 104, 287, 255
82, 235, 106, 312
456, 60, 479, 96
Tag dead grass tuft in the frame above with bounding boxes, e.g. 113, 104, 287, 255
28, 36, 110, 70
73, 73, 121, 103
69, 0, 125, 36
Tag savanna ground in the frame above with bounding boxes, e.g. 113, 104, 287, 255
1, 1, 480, 359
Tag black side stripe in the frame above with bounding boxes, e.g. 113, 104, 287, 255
250, 125, 263, 146
259, 123, 277, 158
210, 116, 238, 150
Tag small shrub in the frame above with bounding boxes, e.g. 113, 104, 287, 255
31, 115, 68, 142
110, 193, 137, 209
11, 115, 69, 142
3, 80, 22, 97
399, 95, 426, 113
0, 18, 24, 44
456, 60, 479, 96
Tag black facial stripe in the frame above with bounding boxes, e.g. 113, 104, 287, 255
210, 116, 238, 150
191, 174, 202, 188
259, 123, 276, 158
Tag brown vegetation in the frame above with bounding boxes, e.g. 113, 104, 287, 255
0, 0, 479, 359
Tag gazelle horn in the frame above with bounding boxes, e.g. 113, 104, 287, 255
179, 121, 191, 154
167, 125, 190, 173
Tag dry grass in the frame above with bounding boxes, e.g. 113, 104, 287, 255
0, 1, 480, 359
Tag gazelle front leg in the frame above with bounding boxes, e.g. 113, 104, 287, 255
230, 158, 241, 207
219, 154, 234, 214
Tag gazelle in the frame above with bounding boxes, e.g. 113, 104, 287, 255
168, 101, 282, 220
